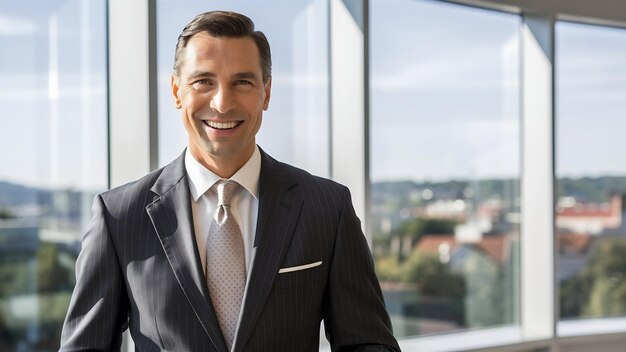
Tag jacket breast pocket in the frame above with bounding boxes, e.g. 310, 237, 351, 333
274, 263, 325, 289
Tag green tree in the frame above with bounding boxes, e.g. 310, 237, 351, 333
560, 238, 626, 319
375, 255, 402, 282
0, 207, 14, 219
401, 251, 465, 298
583, 239, 626, 317
0, 254, 31, 297
37, 243, 73, 293
560, 271, 592, 319
395, 218, 457, 241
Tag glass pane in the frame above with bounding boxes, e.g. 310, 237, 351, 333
370, 0, 521, 338
556, 22, 626, 321
157, 0, 330, 177
0, 1, 108, 350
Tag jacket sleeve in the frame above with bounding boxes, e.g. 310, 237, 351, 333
59, 195, 129, 351
322, 186, 401, 352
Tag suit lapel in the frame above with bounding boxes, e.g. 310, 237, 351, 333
234, 150, 303, 352
145, 151, 229, 352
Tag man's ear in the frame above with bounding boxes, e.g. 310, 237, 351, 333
171, 74, 182, 109
262, 78, 272, 111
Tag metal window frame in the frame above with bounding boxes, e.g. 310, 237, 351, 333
108, 0, 158, 190
330, 0, 370, 233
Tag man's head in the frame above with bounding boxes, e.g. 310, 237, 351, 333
173, 11, 272, 84
171, 11, 272, 177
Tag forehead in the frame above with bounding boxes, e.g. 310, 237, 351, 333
180, 33, 261, 75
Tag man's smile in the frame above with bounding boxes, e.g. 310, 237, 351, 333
203, 120, 243, 130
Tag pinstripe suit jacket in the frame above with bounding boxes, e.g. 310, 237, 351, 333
60, 148, 400, 352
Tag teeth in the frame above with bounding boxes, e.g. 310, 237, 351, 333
205, 121, 238, 130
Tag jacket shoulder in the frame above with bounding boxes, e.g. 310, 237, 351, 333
98, 166, 168, 214
277, 160, 350, 202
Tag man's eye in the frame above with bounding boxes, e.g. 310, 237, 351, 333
235, 80, 253, 86
192, 80, 212, 89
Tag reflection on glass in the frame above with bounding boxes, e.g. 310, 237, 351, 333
370, 0, 520, 337
157, 0, 330, 177
0, 1, 107, 350
556, 22, 626, 321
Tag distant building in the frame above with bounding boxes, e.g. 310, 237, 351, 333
424, 199, 467, 222
0, 219, 40, 254
414, 233, 515, 267
556, 194, 622, 234
557, 231, 595, 281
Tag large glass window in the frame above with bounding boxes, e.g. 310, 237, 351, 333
369, 0, 521, 338
157, 0, 330, 177
0, 1, 108, 350
556, 22, 626, 321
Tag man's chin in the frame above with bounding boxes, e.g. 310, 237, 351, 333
202, 145, 248, 161
190, 139, 255, 162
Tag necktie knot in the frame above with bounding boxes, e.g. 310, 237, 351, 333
215, 180, 240, 206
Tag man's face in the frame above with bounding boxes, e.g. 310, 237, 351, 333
172, 32, 271, 166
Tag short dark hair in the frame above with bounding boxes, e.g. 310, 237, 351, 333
173, 11, 272, 83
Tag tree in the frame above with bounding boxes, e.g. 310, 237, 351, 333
375, 255, 402, 282
560, 271, 592, 319
401, 251, 465, 298
0, 207, 14, 219
583, 239, 626, 317
395, 218, 457, 241
560, 238, 626, 319
37, 243, 73, 293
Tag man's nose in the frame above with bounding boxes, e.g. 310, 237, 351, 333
210, 87, 235, 113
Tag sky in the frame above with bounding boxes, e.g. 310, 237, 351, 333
1, 0, 626, 190
369, 0, 521, 182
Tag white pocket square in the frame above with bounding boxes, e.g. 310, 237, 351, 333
278, 261, 322, 274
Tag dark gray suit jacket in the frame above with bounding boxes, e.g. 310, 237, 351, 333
60, 148, 400, 352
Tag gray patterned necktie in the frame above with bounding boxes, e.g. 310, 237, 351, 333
206, 180, 245, 350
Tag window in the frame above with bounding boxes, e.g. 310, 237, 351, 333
157, 0, 330, 177
556, 21, 626, 322
369, 0, 521, 338
0, 1, 108, 350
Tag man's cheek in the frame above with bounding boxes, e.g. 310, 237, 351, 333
181, 104, 195, 123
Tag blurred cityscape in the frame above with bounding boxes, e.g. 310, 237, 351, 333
0, 180, 95, 351
371, 176, 626, 337
2, 176, 626, 348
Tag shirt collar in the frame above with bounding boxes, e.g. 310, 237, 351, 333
185, 146, 261, 202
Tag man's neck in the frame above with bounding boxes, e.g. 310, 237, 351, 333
188, 143, 255, 179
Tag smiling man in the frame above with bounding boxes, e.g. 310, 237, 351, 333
60, 11, 400, 352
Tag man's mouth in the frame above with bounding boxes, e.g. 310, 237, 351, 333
203, 120, 242, 130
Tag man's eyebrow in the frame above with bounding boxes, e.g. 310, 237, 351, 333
187, 70, 216, 80
186, 70, 260, 81
233, 72, 260, 80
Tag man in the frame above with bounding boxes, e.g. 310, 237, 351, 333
60, 11, 400, 352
